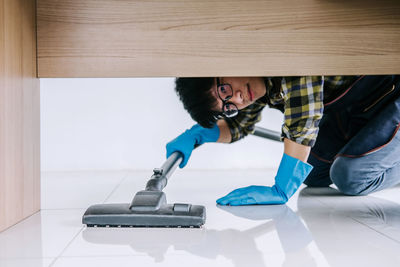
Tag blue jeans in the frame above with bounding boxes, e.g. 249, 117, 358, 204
305, 75, 400, 195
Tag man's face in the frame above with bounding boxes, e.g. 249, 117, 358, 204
212, 77, 267, 112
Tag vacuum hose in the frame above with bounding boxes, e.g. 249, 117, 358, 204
252, 126, 282, 142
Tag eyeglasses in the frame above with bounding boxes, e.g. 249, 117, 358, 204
216, 78, 239, 118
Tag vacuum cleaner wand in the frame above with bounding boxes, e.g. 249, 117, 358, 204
82, 152, 206, 228
143, 150, 182, 192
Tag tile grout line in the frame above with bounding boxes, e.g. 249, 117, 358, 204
48, 257, 58, 267
0, 210, 42, 234
48, 171, 130, 266
48, 254, 152, 259
350, 217, 400, 245
40, 172, 131, 211
301, 191, 400, 245
40, 208, 87, 211
300, 191, 333, 208
48, 227, 85, 267
102, 171, 131, 203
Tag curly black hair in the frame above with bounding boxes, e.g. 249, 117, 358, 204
174, 77, 222, 128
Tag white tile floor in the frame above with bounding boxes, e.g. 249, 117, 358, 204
1, 168, 400, 267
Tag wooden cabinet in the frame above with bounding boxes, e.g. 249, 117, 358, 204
37, 0, 400, 77
0, 0, 40, 232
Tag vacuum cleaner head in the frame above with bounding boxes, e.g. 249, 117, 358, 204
82, 190, 206, 228
82, 152, 206, 228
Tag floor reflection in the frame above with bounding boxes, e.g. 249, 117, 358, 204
81, 187, 400, 267
218, 205, 316, 267
297, 187, 400, 267
0, 212, 43, 259
82, 205, 314, 267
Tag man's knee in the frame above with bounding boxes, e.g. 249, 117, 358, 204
330, 157, 367, 196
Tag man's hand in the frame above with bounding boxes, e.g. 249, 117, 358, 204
216, 153, 313, 206
166, 123, 220, 168
216, 185, 288, 205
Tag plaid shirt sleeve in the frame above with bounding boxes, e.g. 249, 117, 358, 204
223, 76, 324, 146
281, 76, 324, 147
223, 97, 268, 143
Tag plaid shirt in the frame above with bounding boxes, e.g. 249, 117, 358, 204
224, 76, 359, 147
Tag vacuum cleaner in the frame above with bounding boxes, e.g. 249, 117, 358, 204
82, 126, 281, 228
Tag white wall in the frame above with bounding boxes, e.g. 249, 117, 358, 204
40, 78, 284, 171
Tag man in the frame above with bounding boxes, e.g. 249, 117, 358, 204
166, 76, 400, 205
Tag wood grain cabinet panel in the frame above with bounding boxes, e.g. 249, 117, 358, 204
0, 0, 40, 232
37, 0, 400, 77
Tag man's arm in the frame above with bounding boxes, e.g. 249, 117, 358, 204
218, 120, 312, 164
216, 120, 232, 143
281, 76, 324, 147
283, 138, 311, 163
216, 138, 313, 206
216, 76, 322, 206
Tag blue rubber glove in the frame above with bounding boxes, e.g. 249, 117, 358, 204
166, 124, 220, 168
216, 153, 313, 205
